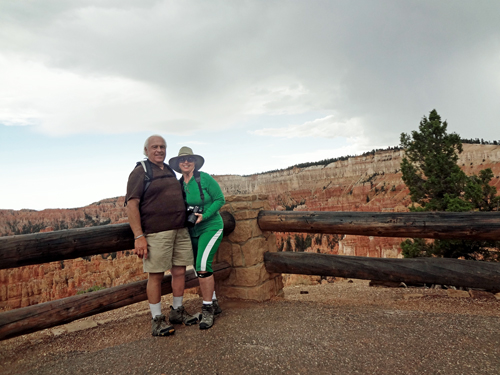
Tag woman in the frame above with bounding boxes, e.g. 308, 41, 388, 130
169, 146, 225, 330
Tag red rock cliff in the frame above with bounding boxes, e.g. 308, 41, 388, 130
216, 144, 500, 258
1, 144, 499, 310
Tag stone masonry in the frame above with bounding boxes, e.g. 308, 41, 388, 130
215, 194, 284, 301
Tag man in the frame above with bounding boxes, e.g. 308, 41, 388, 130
126, 135, 197, 336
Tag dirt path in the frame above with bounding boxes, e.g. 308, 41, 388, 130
1, 280, 499, 375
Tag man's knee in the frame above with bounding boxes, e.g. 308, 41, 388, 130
147, 272, 164, 289
148, 272, 164, 281
171, 265, 186, 277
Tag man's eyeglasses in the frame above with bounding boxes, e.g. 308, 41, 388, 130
179, 156, 195, 163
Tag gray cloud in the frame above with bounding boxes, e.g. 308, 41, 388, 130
1, 1, 499, 143
252, 115, 363, 139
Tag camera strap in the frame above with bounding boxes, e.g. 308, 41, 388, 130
180, 170, 205, 205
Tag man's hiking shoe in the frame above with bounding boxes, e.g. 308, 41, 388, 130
151, 314, 175, 336
199, 304, 215, 330
169, 306, 198, 326
213, 299, 222, 315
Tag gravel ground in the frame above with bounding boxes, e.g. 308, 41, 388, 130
1, 279, 499, 375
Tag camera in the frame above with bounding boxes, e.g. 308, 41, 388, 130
186, 205, 203, 227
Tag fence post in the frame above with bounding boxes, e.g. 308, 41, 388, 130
215, 194, 283, 301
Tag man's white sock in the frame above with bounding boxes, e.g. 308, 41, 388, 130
173, 296, 183, 309
212, 291, 217, 300
149, 302, 162, 318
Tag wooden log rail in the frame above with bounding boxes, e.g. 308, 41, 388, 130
0, 262, 231, 341
265, 252, 500, 291
258, 211, 500, 240
0, 212, 235, 270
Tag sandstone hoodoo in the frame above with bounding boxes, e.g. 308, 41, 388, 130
218, 143, 500, 258
1, 144, 499, 311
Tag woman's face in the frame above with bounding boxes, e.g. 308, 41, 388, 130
178, 156, 196, 175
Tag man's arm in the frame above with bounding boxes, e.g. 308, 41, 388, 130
127, 198, 148, 259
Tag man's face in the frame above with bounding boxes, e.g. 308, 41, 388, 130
146, 137, 166, 166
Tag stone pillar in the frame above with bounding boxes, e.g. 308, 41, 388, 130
215, 194, 283, 301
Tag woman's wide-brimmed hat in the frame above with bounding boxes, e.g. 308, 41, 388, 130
168, 146, 205, 173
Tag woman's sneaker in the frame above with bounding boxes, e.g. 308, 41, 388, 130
212, 299, 222, 315
199, 304, 215, 330
198, 299, 222, 321
151, 314, 175, 336
169, 306, 198, 326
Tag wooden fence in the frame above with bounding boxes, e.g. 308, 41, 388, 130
259, 210, 500, 291
1, 210, 500, 340
0, 212, 235, 341
257, 210, 500, 240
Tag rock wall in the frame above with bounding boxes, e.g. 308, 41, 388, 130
0, 197, 128, 237
0, 252, 146, 311
0, 197, 141, 312
1, 144, 500, 310
0, 195, 283, 311
217, 144, 500, 258
216, 194, 283, 301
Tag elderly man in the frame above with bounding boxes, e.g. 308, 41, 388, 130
126, 135, 197, 336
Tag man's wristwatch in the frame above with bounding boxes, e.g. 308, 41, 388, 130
134, 234, 144, 240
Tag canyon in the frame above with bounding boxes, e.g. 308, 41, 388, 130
1, 143, 500, 311
218, 143, 500, 258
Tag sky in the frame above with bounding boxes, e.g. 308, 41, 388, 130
1, 1, 499, 210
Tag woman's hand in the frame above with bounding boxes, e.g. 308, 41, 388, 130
195, 213, 203, 224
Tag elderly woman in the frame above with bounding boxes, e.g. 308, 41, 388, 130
169, 146, 225, 330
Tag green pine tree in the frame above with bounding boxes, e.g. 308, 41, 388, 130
400, 109, 500, 261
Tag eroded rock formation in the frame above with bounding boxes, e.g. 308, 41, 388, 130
0, 252, 146, 311
217, 144, 500, 260
1, 144, 499, 309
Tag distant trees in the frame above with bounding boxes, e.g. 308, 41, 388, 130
294, 234, 312, 252
248, 146, 404, 176
399, 109, 500, 261
277, 233, 339, 253
461, 138, 500, 145
249, 130, 499, 178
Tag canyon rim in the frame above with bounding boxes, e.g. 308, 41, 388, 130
1, 143, 500, 310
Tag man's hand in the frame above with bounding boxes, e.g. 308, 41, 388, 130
134, 236, 148, 259
127, 198, 148, 259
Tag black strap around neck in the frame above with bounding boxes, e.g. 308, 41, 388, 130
180, 171, 204, 203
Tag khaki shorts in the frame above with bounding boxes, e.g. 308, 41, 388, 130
143, 228, 193, 273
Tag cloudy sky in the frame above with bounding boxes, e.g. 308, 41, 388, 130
1, 1, 499, 210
